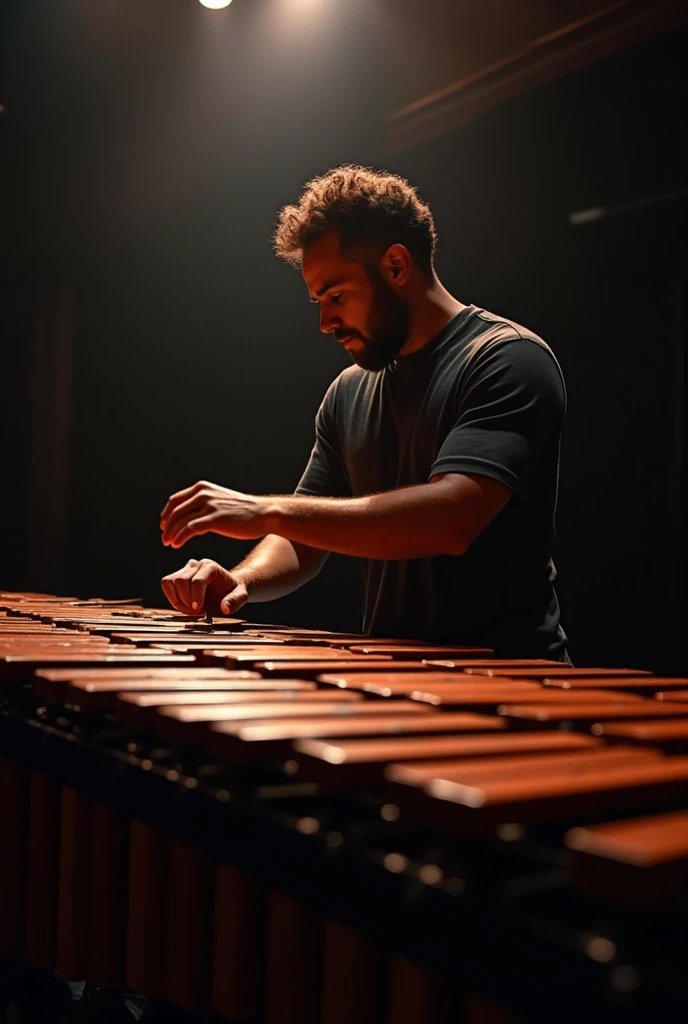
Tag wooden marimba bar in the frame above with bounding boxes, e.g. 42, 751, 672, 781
1, 591, 688, 1022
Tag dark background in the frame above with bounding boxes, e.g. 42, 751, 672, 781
1, 2, 686, 673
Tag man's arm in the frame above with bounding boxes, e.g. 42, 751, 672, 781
231, 534, 329, 601
160, 472, 512, 559
264, 473, 510, 558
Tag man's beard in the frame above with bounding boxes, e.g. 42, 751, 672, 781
347, 271, 409, 372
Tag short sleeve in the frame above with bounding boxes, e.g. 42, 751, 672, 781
430, 339, 566, 501
295, 381, 351, 498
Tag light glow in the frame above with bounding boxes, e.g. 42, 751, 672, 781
199, 0, 233, 9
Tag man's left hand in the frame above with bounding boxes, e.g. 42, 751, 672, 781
160, 480, 272, 549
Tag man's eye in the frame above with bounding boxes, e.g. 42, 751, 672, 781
330, 293, 343, 304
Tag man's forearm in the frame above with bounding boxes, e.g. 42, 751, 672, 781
263, 479, 470, 559
231, 534, 327, 603
160, 473, 511, 557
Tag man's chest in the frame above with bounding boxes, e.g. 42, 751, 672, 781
339, 375, 458, 494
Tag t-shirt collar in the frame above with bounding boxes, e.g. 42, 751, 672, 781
388, 304, 478, 372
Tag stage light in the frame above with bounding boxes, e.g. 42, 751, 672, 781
199, 0, 233, 9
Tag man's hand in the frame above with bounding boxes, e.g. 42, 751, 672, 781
160, 558, 250, 616
160, 480, 272, 549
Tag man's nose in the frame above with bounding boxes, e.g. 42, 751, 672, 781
320, 309, 340, 335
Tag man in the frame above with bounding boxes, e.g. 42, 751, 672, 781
160, 165, 569, 660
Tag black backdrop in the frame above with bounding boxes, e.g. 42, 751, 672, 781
1, 4, 686, 673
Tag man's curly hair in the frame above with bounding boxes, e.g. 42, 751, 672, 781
274, 165, 437, 275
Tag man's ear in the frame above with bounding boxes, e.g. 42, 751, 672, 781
380, 244, 413, 287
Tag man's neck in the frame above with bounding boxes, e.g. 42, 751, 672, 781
398, 277, 466, 358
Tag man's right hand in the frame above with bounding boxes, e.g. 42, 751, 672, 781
160, 558, 249, 617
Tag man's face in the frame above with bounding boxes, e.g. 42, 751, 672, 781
302, 231, 409, 371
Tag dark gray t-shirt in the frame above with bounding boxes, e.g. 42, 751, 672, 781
296, 304, 569, 660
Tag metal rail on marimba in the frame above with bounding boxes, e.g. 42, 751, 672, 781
1, 591, 688, 1023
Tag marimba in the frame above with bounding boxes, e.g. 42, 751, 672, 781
1, 591, 688, 1023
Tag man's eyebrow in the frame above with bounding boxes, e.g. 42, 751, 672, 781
309, 278, 346, 302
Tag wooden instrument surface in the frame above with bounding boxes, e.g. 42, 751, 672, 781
2, 593, 688, 1021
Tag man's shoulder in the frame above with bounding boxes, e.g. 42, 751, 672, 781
330, 363, 366, 386
315, 365, 368, 429
465, 307, 558, 363
323, 364, 370, 405
450, 307, 563, 387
